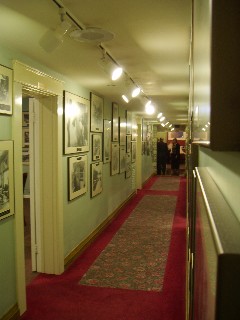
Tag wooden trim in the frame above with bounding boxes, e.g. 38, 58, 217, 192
64, 191, 136, 268
1, 304, 20, 320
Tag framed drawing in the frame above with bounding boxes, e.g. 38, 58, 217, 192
91, 162, 103, 197
125, 153, 131, 179
92, 133, 102, 161
126, 135, 131, 153
64, 91, 90, 154
112, 102, 119, 142
126, 110, 132, 135
0, 141, 14, 220
131, 141, 136, 163
68, 154, 87, 201
103, 119, 111, 163
22, 128, 29, 147
119, 146, 126, 173
0, 65, 12, 115
22, 112, 29, 127
111, 143, 119, 175
119, 117, 126, 145
90, 92, 103, 132
22, 148, 29, 165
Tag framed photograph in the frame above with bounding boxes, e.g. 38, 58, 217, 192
111, 143, 119, 176
68, 154, 88, 201
131, 141, 136, 163
119, 117, 126, 146
126, 110, 132, 135
119, 146, 126, 173
90, 92, 103, 132
103, 119, 111, 163
22, 128, 29, 147
112, 102, 119, 142
22, 112, 29, 127
92, 133, 102, 161
0, 65, 12, 115
91, 162, 103, 197
126, 135, 131, 153
0, 141, 14, 220
22, 148, 29, 165
125, 153, 131, 179
64, 91, 90, 154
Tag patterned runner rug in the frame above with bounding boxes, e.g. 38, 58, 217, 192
150, 176, 180, 191
80, 194, 177, 291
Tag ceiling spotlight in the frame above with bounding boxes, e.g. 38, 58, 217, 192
112, 66, 123, 81
169, 124, 172, 128
131, 87, 141, 98
171, 128, 174, 131
145, 100, 151, 108
157, 112, 162, 118
122, 95, 129, 103
145, 103, 155, 115
160, 116, 165, 122
39, 8, 71, 53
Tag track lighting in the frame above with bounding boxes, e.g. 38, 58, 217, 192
112, 66, 123, 81
122, 95, 129, 103
131, 87, 141, 98
160, 116, 165, 122
145, 103, 155, 115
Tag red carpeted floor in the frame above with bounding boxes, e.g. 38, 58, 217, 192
21, 176, 186, 320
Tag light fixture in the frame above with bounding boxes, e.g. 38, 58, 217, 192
145, 103, 155, 115
171, 128, 174, 131
169, 124, 173, 128
39, 8, 71, 53
69, 27, 114, 44
160, 116, 165, 122
157, 112, 162, 118
112, 66, 123, 81
131, 87, 141, 98
122, 95, 129, 103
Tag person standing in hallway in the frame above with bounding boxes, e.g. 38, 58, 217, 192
157, 138, 168, 175
170, 138, 180, 175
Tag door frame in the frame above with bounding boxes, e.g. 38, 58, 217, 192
13, 61, 64, 314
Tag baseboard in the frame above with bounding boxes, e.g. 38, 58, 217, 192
64, 191, 136, 268
1, 304, 20, 320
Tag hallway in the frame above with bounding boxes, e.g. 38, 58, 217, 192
21, 175, 186, 320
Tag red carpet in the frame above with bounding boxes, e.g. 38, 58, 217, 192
21, 176, 186, 320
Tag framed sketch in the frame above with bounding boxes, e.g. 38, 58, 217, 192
90, 92, 103, 132
64, 91, 90, 154
22, 112, 29, 127
131, 141, 136, 163
0, 65, 12, 115
103, 119, 111, 163
68, 154, 87, 201
119, 117, 126, 145
112, 102, 119, 142
119, 146, 126, 173
22, 148, 29, 165
125, 153, 131, 179
0, 141, 14, 220
22, 128, 29, 147
111, 143, 119, 175
92, 133, 102, 161
126, 135, 131, 153
91, 162, 103, 197
126, 110, 132, 135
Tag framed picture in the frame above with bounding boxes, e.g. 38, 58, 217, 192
103, 119, 111, 163
64, 91, 90, 154
92, 133, 102, 161
22, 148, 29, 165
119, 146, 126, 173
131, 141, 136, 163
142, 120, 148, 142
126, 110, 132, 135
22, 128, 30, 147
91, 162, 103, 197
167, 131, 187, 141
22, 112, 29, 127
126, 135, 131, 153
68, 154, 88, 201
111, 143, 119, 175
0, 65, 12, 115
125, 153, 131, 179
119, 117, 126, 146
112, 102, 119, 142
0, 141, 14, 220
131, 114, 138, 141
90, 92, 103, 132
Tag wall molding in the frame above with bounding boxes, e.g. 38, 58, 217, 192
1, 304, 20, 320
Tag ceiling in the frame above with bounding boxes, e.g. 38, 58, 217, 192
0, 0, 191, 127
